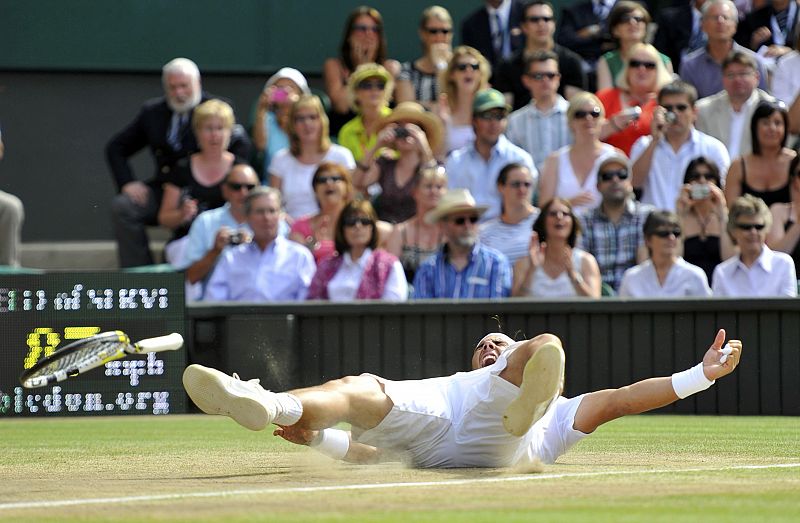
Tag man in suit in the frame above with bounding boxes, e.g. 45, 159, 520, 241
654, 0, 709, 72
556, 0, 616, 71
106, 57, 251, 267
695, 51, 775, 158
461, 0, 526, 69
734, 0, 799, 57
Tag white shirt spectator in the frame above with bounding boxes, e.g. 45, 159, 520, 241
478, 212, 539, 264
631, 129, 730, 211
711, 245, 797, 297
619, 258, 711, 297
505, 96, 572, 172
327, 248, 408, 301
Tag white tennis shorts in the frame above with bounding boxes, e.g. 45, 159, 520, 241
355, 344, 588, 468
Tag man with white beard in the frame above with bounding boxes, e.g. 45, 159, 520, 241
106, 57, 252, 267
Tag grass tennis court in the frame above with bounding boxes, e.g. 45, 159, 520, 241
1, 414, 798, 522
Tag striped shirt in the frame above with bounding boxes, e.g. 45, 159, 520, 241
412, 243, 512, 299
505, 96, 572, 172
578, 199, 654, 291
478, 211, 539, 264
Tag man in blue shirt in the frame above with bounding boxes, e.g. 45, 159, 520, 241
413, 189, 512, 299
204, 187, 315, 302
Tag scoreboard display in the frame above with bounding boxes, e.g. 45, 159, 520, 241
0, 272, 187, 417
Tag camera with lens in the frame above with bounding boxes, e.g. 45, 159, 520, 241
394, 126, 409, 139
228, 231, 245, 245
664, 111, 678, 124
690, 183, 711, 200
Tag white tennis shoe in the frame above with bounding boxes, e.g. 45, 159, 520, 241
502, 341, 565, 437
182, 364, 278, 431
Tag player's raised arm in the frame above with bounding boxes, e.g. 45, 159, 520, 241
572, 329, 741, 434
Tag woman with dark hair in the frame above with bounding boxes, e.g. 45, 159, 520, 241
724, 101, 797, 208
676, 157, 735, 283
767, 155, 800, 270
324, 6, 400, 136
395, 5, 453, 108
307, 199, 407, 301
289, 162, 354, 265
511, 197, 601, 297
479, 163, 540, 264
595, 1, 673, 91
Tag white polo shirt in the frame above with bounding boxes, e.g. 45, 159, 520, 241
619, 258, 711, 298
711, 245, 797, 297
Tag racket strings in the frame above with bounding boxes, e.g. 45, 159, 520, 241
25, 340, 128, 379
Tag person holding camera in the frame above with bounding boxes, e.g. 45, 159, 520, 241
676, 157, 735, 285
205, 186, 315, 302
353, 101, 443, 224
631, 81, 730, 212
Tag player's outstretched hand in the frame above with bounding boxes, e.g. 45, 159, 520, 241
702, 329, 742, 381
273, 424, 319, 446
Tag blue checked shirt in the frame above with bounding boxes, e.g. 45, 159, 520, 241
578, 199, 654, 291
412, 243, 512, 299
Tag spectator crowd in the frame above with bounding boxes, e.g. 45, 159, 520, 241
6, 0, 800, 301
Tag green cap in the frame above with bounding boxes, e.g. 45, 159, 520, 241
472, 88, 510, 114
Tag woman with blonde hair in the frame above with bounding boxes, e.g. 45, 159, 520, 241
268, 95, 355, 220
597, 43, 673, 155
435, 46, 490, 154
338, 63, 395, 162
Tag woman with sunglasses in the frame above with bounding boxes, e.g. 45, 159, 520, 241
268, 95, 355, 222
307, 199, 407, 301
324, 6, 400, 136
289, 162, 354, 265
479, 163, 540, 264
385, 165, 447, 283
619, 210, 711, 297
538, 92, 623, 213
435, 46, 491, 154
676, 157, 736, 284
395, 6, 453, 109
595, 2, 673, 91
597, 43, 674, 156
767, 155, 800, 272
512, 198, 601, 298
723, 101, 797, 209
158, 100, 247, 264
338, 63, 395, 163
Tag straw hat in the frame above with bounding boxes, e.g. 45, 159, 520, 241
379, 101, 444, 153
424, 189, 489, 224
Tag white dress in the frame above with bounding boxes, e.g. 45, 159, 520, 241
527, 248, 586, 298
553, 144, 616, 215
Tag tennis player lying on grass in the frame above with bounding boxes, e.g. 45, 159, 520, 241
183, 329, 741, 468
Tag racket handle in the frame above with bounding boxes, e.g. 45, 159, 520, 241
132, 333, 184, 353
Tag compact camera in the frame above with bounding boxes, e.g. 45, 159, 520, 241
690, 183, 711, 200
394, 126, 410, 139
228, 231, 246, 245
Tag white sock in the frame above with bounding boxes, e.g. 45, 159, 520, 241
273, 392, 303, 425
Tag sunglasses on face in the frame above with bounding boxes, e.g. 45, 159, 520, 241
357, 80, 386, 91
525, 15, 553, 23
599, 169, 630, 181
314, 175, 344, 185
735, 223, 766, 231
652, 228, 681, 238
661, 103, 690, 113
526, 71, 559, 81
450, 215, 480, 225
425, 27, 452, 35
476, 111, 506, 121
573, 108, 602, 120
629, 59, 657, 70
226, 182, 256, 191
507, 180, 533, 189
352, 24, 380, 34
620, 14, 646, 24
685, 171, 716, 183
343, 216, 373, 227
455, 62, 480, 71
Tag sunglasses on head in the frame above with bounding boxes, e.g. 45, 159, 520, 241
525, 15, 553, 23
455, 62, 480, 71
450, 215, 479, 225
343, 216, 373, 227
507, 180, 533, 189
314, 175, 344, 185
735, 223, 766, 231
662, 103, 690, 113
226, 182, 256, 191
526, 71, 559, 81
599, 169, 630, 182
629, 59, 657, 70
425, 27, 452, 35
573, 108, 602, 120
352, 24, 380, 34
652, 228, 681, 238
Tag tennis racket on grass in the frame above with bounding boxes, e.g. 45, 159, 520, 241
19, 330, 184, 389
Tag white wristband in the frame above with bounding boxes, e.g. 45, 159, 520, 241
310, 429, 350, 460
672, 362, 715, 399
